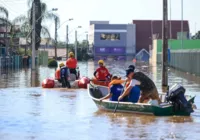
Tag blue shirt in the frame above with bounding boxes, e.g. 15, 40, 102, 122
60, 67, 69, 78
128, 85, 141, 103
110, 84, 123, 101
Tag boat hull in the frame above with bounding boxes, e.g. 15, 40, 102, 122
88, 83, 195, 116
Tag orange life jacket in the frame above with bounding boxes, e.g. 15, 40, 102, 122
108, 79, 125, 88
66, 58, 77, 69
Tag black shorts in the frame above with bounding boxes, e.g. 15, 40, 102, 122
69, 69, 77, 75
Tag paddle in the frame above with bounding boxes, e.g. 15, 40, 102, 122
114, 81, 127, 113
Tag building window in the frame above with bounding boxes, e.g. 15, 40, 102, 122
0, 33, 5, 38
100, 33, 120, 41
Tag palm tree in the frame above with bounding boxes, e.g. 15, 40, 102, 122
0, 6, 8, 18
0, 6, 9, 54
13, 0, 59, 50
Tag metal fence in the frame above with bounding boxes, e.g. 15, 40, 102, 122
0, 50, 48, 69
0, 56, 14, 68
157, 49, 200, 76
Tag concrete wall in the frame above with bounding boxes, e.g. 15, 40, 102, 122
126, 24, 136, 59
156, 50, 200, 76
156, 39, 200, 52
150, 39, 200, 76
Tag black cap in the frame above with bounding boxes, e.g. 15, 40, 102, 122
128, 65, 135, 71
126, 68, 134, 77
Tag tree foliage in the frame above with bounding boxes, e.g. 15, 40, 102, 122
0, 6, 9, 18
192, 31, 200, 39
13, 0, 60, 50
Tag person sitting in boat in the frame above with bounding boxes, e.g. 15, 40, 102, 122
100, 76, 125, 102
93, 60, 112, 81
55, 63, 65, 83
66, 52, 78, 79
119, 68, 141, 103
60, 63, 71, 88
120, 65, 161, 104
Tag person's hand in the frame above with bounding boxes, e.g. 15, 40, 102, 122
100, 99, 103, 102
118, 95, 123, 101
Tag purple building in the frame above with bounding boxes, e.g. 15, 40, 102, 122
88, 21, 136, 60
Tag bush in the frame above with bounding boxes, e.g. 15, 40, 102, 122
48, 59, 58, 67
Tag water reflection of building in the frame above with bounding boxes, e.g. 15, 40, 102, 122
89, 21, 136, 61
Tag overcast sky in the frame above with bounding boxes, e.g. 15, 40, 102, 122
0, 0, 199, 42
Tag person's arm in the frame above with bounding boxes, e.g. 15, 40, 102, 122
105, 68, 112, 80
66, 60, 69, 67
93, 71, 97, 77
100, 93, 112, 101
118, 86, 132, 100
118, 79, 141, 101
93, 68, 99, 77
100, 87, 113, 101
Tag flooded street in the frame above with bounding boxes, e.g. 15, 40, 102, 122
0, 61, 200, 140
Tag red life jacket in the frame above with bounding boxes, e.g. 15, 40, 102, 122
95, 66, 110, 81
66, 58, 77, 69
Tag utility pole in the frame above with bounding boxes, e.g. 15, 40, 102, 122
54, 17, 58, 60
75, 30, 77, 60
86, 33, 88, 51
181, 0, 183, 49
162, 0, 168, 86
31, 2, 36, 70
66, 25, 69, 58
169, 0, 172, 39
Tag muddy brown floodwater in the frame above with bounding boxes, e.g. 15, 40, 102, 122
0, 61, 200, 140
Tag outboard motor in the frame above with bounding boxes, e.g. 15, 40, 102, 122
165, 84, 194, 113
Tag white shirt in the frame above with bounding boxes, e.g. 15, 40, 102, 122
129, 79, 141, 87
148, 100, 159, 106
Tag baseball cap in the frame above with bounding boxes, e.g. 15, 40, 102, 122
125, 68, 134, 77
128, 65, 135, 71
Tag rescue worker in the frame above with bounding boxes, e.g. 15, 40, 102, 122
119, 65, 161, 104
55, 63, 65, 83
93, 60, 111, 81
100, 76, 124, 102
123, 68, 141, 103
60, 63, 71, 88
66, 52, 78, 79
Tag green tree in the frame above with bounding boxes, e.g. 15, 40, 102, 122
13, 0, 60, 50
0, 6, 9, 47
192, 31, 200, 39
0, 6, 8, 18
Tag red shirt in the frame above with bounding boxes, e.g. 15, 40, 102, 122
66, 58, 77, 69
95, 66, 110, 81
